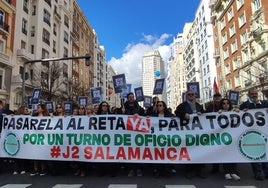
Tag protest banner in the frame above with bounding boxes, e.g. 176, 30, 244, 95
1, 109, 268, 164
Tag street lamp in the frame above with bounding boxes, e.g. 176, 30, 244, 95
22, 54, 91, 105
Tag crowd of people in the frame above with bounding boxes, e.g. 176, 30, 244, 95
0, 88, 268, 181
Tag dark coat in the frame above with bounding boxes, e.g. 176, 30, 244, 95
175, 101, 204, 124
239, 100, 268, 110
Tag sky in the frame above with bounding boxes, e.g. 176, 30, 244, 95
76, 0, 200, 88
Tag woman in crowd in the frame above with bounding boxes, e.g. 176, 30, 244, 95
30, 104, 50, 176
53, 104, 65, 116
95, 101, 117, 177
73, 105, 87, 177
151, 101, 176, 178
218, 98, 240, 181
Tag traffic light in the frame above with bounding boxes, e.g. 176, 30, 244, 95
85, 54, 91, 66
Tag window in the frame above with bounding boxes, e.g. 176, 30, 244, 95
63, 47, 68, 57
42, 48, 49, 59
0, 69, 4, 90
31, 26, 35, 37
223, 48, 229, 59
237, 0, 244, 9
53, 41, 56, 53
231, 40, 238, 53
43, 9, 51, 26
0, 10, 4, 26
253, 0, 261, 12
21, 40, 26, 49
23, 0, 29, 13
220, 18, 226, 30
222, 33, 227, 44
64, 15, 69, 28
64, 31, 69, 43
0, 40, 4, 53
238, 12, 246, 28
233, 58, 240, 70
229, 24, 235, 37
53, 23, 57, 35
42, 29, 50, 45
22, 19, 27, 35
32, 5, 36, 15
240, 32, 247, 46
227, 8, 234, 21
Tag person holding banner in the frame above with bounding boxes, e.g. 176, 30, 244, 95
12, 106, 29, 175
205, 93, 222, 174
53, 104, 65, 116
151, 101, 176, 178
95, 101, 118, 177
175, 89, 206, 179
123, 92, 144, 177
218, 98, 241, 180
240, 88, 268, 181
73, 105, 88, 177
30, 104, 50, 176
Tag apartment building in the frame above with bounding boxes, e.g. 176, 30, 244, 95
0, 0, 16, 108
7, 0, 97, 110
210, 0, 268, 102
166, 33, 186, 112
72, 1, 95, 104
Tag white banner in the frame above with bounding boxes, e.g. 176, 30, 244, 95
0, 109, 268, 164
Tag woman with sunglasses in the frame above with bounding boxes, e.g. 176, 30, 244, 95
151, 101, 175, 178
218, 98, 240, 180
53, 104, 65, 116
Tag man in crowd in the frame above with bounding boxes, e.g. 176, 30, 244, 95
240, 88, 268, 180
175, 89, 206, 179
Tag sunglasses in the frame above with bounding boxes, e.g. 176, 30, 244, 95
56, 106, 62, 109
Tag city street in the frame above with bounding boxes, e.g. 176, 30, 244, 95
0, 162, 267, 188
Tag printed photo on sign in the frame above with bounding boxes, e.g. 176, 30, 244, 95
79, 96, 88, 106
31, 88, 41, 104
45, 101, 54, 113
134, 87, 144, 102
64, 102, 72, 115
229, 90, 239, 105
120, 84, 131, 99
153, 78, 165, 95
27, 96, 32, 109
187, 82, 200, 98
143, 96, 152, 108
112, 74, 126, 93
90, 87, 102, 104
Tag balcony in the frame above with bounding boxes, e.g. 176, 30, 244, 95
0, 52, 10, 65
17, 49, 34, 61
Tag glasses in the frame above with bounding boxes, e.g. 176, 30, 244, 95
56, 106, 62, 109
187, 93, 195, 96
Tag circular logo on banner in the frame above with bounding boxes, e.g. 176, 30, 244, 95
238, 130, 267, 161
3, 133, 20, 156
